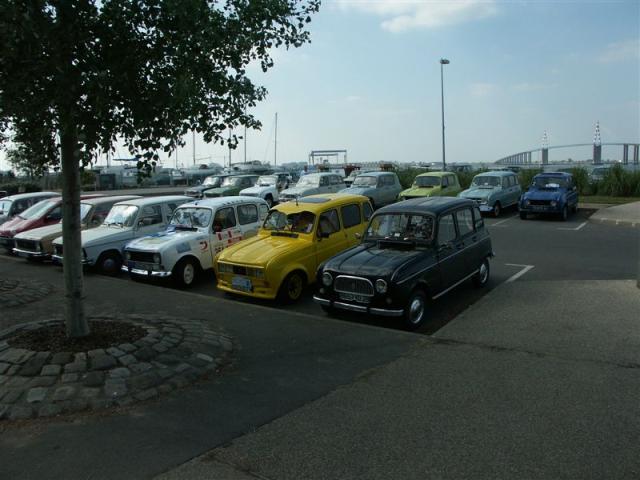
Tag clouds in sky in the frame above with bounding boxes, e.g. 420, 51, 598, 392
334, 0, 498, 32
597, 38, 640, 63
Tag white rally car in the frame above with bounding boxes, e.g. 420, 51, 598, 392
122, 196, 269, 287
239, 175, 280, 208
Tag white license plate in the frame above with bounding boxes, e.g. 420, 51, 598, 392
232, 276, 252, 292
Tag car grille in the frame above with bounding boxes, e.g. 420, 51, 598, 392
334, 276, 374, 297
529, 199, 551, 206
53, 244, 63, 257
128, 250, 155, 263
15, 239, 38, 251
232, 265, 247, 275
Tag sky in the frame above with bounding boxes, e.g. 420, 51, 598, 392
2, 0, 639, 170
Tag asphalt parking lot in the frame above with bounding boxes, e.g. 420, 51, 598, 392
3, 207, 637, 336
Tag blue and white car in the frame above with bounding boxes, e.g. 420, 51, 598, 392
458, 171, 521, 217
519, 172, 578, 221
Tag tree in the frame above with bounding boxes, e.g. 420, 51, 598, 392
0, 0, 320, 337
6, 142, 49, 178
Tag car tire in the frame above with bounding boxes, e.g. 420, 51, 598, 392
265, 195, 273, 208
277, 271, 306, 304
473, 258, 490, 288
98, 251, 122, 276
561, 205, 568, 221
493, 202, 501, 217
403, 289, 427, 330
172, 257, 198, 288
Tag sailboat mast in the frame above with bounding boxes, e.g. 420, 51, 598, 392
274, 112, 278, 167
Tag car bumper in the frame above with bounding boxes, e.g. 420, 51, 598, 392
520, 205, 560, 213
217, 277, 277, 300
12, 247, 50, 259
313, 295, 404, 317
122, 265, 172, 278
51, 254, 92, 266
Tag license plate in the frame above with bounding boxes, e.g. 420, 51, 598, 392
16, 251, 30, 258
531, 205, 547, 211
232, 276, 252, 292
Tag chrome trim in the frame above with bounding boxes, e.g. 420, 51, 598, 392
312, 296, 404, 317
313, 295, 331, 306
334, 275, 374, 297
370, 307, 404, 317
51, 254, 91, 265
432, 269, 479, 300
123, 265, 172, 278
12, 248, 49, 258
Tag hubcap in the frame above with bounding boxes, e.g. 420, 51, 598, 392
103, 258, 117, 272
183, 263, 195, 285
288, 275, 303, 299
479, 262, 488, 283
494, 204, 500, 216
408, 297, 424, 324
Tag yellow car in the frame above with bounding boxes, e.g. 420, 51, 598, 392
215, 193, 373, 302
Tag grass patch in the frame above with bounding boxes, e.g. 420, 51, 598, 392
581, 196, 640, 205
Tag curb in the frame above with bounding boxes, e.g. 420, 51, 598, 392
589, 216, 639, 228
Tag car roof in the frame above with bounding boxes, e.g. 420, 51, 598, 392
81, 195, 141, 205
536, 172, 572, 177
376, 197, 475, 216
274, 193, 369, 214
356, 171, 393, 177
228, 174, 259, 178
476, 170, 515, 177
415, 171, 452, 178
3, 191, 60, 201
113, 195, 191, 207
182, 196, 266, 209
304, 172, 340, 178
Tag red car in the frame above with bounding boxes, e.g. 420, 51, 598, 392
0, 194, 103, 251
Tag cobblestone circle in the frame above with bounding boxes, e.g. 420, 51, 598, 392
0, 279, 53, 309
0, 314, 234, 421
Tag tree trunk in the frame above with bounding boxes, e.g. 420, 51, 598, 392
60, 123, 89, 337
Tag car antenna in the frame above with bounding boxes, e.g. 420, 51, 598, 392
295, 196, 298, 207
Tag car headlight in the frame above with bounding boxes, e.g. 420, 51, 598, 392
218, 262, 233, 274
479, 200, 488, 205
524, 199, 530, 206
322, 271, 333, 286
375, 279, 387, 294
125, 251, 131, 260
153, 253, 161, 264
550, 200, 557, 207
35, 242, 42, 252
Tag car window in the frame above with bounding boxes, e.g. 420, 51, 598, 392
237, 204, 258, 225
502, 177, 509, 188
318, 209, 340, 235
449, 175, 457, 186
384, 175, 396, 186
92, 203, 112, 222
473, 206, 484, 230
320, 176, 330, 186
437, 213, 457, 245
441, 176, 449, 187
46, 206, 62, 221
139, 205, 163, 226
212, 207, 236, 230
341, 204, 361, 228
330, 175, 342, 185
456, 209, 474, 237
363, 201, 373, 221
258, 204, 269, 221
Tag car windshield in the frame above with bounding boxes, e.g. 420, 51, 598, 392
103, 204, 139, 227
352, 176, 377, 187
170, 207, 212, 228
296, 175, 319, 187
414, 176, 441, 188
533, 176, 568, 189
263, 210, 316, 234
18, 199, 58, 220
203, 176, 221, 187
365, 213, 434, 242
472, 176, 500, 187
257, 175, 277, 186
0, 199, 12, 214
80, 203, 93, 222
222, 177, 243, 187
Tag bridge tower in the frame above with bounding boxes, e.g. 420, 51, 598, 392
541, 131, 549, 165
593, 121, 602, 165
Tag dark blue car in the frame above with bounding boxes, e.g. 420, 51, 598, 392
519, 172, 578, 221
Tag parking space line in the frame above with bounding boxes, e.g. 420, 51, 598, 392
558, 221, 587, 231
490, 214, 518, 227
504, 263, 535, 283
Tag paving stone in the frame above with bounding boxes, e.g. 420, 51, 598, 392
61, 373, 78, 384
134, 347, 156, 362
52, 386, 76, 402
116, 397, 135, 407
19, 358, 48, 376
152, 343, 169, 353
174, 363, 191, 373
169, 375, 189, 389
108, 367, 131, 379
118, 354, 137, 366
3, 390, 24, 404
195, 353, 214, 363
64, 361, 87, 373
80, 388, 101, 399
0, 341, 9, 352
29, 376, 57, 388
220, 338, 233, 351
74, 352, 87, 363
6, 376, 29, 388
90, 355, 117, 371
133, 339, 147, 348
128, 372, 160, 390
129, 362, 153, 374
26, 387, 48, 403
157, 368, 174, 380
90, 398, 115, 410
68, 398, 89, 412
134, 388, 158, 401
38, 403, 62, 418
34, 351, 51, 362
0, 363, 10, 374
7, 365, 20, 375
0, 404, 9, 419
50, 352, 74, 365
0, 375, 8, 385
157, 384, 174, 394
106, 347, 125, 358
87, 349, 105, 358
82, 371, 105, 387
41, 364, 62, 376
155, 354, 181, 365
118, 343, 137, 353
104, 381, 127, 398
9, 405, 33, 420
1, 348, 33, 364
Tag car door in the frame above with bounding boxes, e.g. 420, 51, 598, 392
340, 203, 364, 246
236, 202, 261, 239
315, 208, 348, 265
43, 204, 62, 225
136, 204, 166, 236
435, 212, 466, 293
454, 207, 481, 274
212, 206, 242, 249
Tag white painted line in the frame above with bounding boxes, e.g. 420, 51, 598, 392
558, 221, 587, 231
491, 214, 517, 227
504, 263, 535, 283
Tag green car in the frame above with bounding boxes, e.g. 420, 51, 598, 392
203, 174, 259, 198
399, 171, 462, 200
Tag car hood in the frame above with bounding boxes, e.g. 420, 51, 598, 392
459, 186, 499, 199
523, 188, 563, 201
325, 244, 425, 278
281, 186, 317, 197
400, 186, 440, 197
218, 233, 310, 266
340, 187, 373, 196
14, 223, 64, 241
72, 225, 134, 247
241, 185, 273, 195
0, 214, 9, 225
126, 228, 206, 251
0, 217, 43, 237
205, 187, 238, 196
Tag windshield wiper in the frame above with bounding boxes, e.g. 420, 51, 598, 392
173, 225, 197, 231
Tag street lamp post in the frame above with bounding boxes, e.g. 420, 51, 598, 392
440, 58, 450, 171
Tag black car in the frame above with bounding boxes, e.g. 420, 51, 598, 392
184, 174, 230, 199
313, 197, 493, 329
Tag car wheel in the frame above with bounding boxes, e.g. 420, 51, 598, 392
264, 195, 273, 208
473, 258, 490, 288
278, 271, 306, 304
403, 289, 427, 330
561, 205, 568, 221
98, 251, 122, 276
173, 257, 198, 288
493, 202, 501, 217
519, 211, 527, 220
